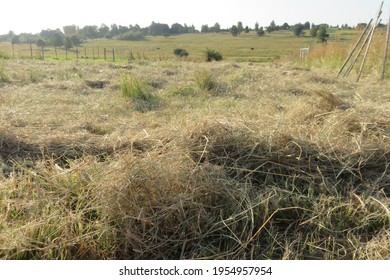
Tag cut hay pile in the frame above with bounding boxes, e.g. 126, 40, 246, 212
0, 60, 389, 259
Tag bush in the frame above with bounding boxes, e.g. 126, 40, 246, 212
205, 49, 223, 62
118, 31, 145, 41
257, 27, 265, 37
173, 48, 189, 57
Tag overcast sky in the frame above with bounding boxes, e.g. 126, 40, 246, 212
1, 0, 389, 34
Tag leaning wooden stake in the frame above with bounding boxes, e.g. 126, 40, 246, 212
382, 15, 390, 81
357, 1, 384, 81
344, 24, 375, 77
338, 19, 373, 77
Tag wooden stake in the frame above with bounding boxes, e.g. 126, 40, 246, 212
357, 1, 384, 81
382, 15, 390, 81
337, 18, 373, 77
344, 24, 374, 77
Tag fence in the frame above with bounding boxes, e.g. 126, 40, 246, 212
0, 43, 177, 62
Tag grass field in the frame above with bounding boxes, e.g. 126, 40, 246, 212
0, 29, 360, 63
0, 30, 389, 259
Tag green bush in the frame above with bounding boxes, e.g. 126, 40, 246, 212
173, 48, 189, 57
118, 31, 145, 41
205, 49, 223, 62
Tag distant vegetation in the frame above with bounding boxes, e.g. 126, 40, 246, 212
0, 19, 374, 48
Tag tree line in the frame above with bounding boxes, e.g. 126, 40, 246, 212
0, 20, 374, 47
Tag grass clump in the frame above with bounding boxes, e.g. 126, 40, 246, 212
0, 63, 8, 83
120, 74, 160, 111
168, 85, 196, 96
195, 69, 218, 91
120, 75, 154, 101
0, 51, 10, 59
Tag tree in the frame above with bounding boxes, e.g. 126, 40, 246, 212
65, 36, 73, 49
171, 23, 186, 34
317, 25, 329, 42
293, 24, 305, 37
149, 22, 170, 36
230, 25, 239, 37
304, 21, 311, 30
257, 27, 265, 36
267, 20, 277, 33
82, 25, 99, 39
63, 25, 78, 35
310, 26, 319, 37
51, 33, 65, 47
211, 22, 221, 33
244, 26, 250, 33
69, 34, 83, 46
118, 25, 130, 34
201, 24, 209, 33
255, 22, 259, 31
98, 24, 110, 37
281, 23, 290, 30
36, 39, 46, 47
11, 35, 20, 44
110, 24, 119, 36
237, 22, 244, 34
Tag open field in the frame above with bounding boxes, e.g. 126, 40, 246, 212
0, 29, 361, 63
0, 57, 389, 259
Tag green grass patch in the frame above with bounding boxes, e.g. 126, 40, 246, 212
120, 75, 154, 100
168, 85, 196, 96
0, 63, 8, 83
195, 69, 218, 91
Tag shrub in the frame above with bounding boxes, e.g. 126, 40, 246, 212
173, 48, 189, 57
195, 69, 217, 91
205, 48, 223, 62
257, 27, 265, 37
118, 31, 145, 41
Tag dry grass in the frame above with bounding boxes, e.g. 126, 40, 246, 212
0, 59, 389, 259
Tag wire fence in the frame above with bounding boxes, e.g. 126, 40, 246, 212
0, 43, 178, 62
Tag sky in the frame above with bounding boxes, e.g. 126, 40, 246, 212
1, 0, 389, 35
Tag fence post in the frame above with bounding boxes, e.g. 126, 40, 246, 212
92, 47, 95, 60
112, 48, 115, 62
65, 46, 68, 60
104, 48, 106, 61
76, 48, 79, 59
97, 47, 100, 59
84, 47, 87, 58
30, 43, 33, 59
41, 46, 44, 60
382, 15, 390, 81
55, 47, 58, 59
